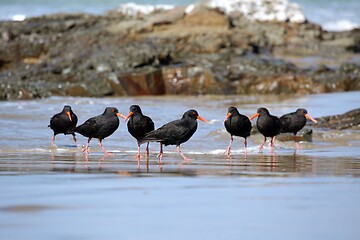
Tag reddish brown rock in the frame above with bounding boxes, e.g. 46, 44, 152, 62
117, 69, 165, 96
162, 65, 227, 95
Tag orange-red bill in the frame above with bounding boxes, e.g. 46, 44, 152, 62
66, 111, 72, 121
305, 113, 318, 123
197, 115, 209, 123
116, 112, 127, 119
224, 112, 232, 122
125, 111, 134, 121
249, 112, 260, 120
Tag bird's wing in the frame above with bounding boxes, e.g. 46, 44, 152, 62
279, 114, 291, 131
49, 113, 60, 127
138, 119, 185, 144
75, 118, 100, 136
146, 116, 155, 130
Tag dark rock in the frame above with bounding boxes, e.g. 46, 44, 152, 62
339, 62, 360, 74
277, 129, 313, 142
314, 108, 360, 130
0, 7, 360, 100
0, 82, 50, 100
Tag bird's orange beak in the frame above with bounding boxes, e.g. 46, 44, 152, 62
66, 111, 72, 122
197, 115, 209, 123
249, 112, 260, 120
224, 112, 232, 122
116, 112, 127, 119
305, 113, 317, 123
125, 111, 134, 122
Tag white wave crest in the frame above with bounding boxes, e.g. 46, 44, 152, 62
117, 0, 305, 23
116, 2, 174, 16
190, 0, 306, 23
12, 14, 26, 21
322, 19, 359, 32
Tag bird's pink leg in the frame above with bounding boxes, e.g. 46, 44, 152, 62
145, 142, 150, 156
136, 144, 141, 159
82, 138, 92, 156
157, 143, 163, 164
136, 144, 141, 167
72, 134, 78, 146
259, 137, 266, 151
270, 136, 276, 148
225, 135, 233, 158
99, 140, 115, 156
51, 135, 55, 144
294, 134, 300, 150
132, 143, 142, 159
176, 145, 192, 163
244, 138, 248, 157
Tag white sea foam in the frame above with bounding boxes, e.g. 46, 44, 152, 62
322, 19, 359, 32
116, 2, 174, 16
185, 4, 196, 14
12, 14, 26, 21
117, 1, 305, 23
190, 0, 306, 23
207, 146, 262, 155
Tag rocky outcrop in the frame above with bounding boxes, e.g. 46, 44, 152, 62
0, 5, 359, 100
314, 108, 360, 130
257, 108, 360, 142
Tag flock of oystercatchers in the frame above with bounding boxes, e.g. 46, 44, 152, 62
49, 104, 317, 162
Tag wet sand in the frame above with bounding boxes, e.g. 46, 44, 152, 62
1, 174, 359, 240
0, 91, 360, 239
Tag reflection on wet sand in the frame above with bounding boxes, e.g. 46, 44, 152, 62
1, 148, 356, 178
0, 93, 359, 175
0, 92, 358, 178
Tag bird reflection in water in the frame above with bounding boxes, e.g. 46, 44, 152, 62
259, 152, 278, 172
50, 152, 78, 173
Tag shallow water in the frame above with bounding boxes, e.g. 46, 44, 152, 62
0, 91, 360, 240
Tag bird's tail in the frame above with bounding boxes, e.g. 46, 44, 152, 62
138, 136, 161, 145
66, 127, 76, 135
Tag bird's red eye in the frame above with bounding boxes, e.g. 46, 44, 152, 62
192, 112, 196, 115
112, 109, 115, 112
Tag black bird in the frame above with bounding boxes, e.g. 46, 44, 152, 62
224, 106, 252, 157
126, 105, 155, 159
74, 107, 126, 156
138, 109, 209, 163
49, 105, 78, 145
280, 108, 317, 145
250, 107, 280, 150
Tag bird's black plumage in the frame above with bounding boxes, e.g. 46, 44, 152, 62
280, 108, 317, 135
127, 105, 155, 141
126, 105, 155, 159
224, 106, 252, 156
139, 110, 199, 146
250, 107, 280, 150
279, 108, 317, 147
75, 107, 125, 155
49, 105, 78, 144
138, 109, 208, 162
224, 107, 252, 139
